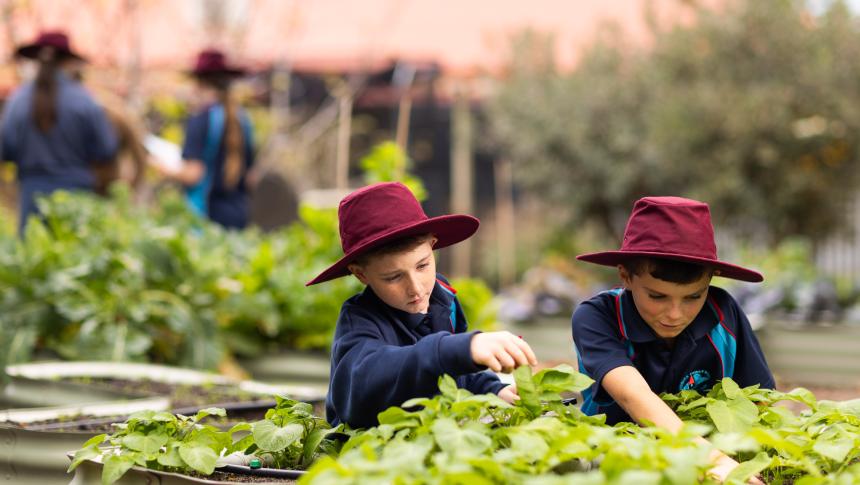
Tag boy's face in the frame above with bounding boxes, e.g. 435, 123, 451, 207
349, 240, 437, 314
619, 266, 712, 341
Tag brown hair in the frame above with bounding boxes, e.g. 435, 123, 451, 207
621, 257, 713, 284
33, 47, 59, 132
351, 233, 436, 268
200, 74, 244, 189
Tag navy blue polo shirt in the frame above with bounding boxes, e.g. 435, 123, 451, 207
326, 274, 505, 428
572, 286, 774, 425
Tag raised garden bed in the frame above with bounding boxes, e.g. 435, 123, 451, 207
68, 456, 300, 484
2, 361, 326, 485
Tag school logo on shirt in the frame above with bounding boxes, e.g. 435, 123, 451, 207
678, 369, 711, 392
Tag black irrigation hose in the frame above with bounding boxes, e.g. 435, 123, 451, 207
218, 464, 306, 479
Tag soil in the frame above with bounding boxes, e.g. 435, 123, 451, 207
8, 376, 325, 431
186, 470, 297, 483
64, 376, 269, 409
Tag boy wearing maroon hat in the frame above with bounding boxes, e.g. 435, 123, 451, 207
573, 196, 773, 483
308, 182, 537, 428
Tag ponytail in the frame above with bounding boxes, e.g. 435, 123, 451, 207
33, 47, 58, 132
220, 87, 243, 189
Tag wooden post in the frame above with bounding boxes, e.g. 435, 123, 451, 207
494, 158, 516, 288
395, 93, 412, 155
450, 86, 473, 277
335, 92, 353, 189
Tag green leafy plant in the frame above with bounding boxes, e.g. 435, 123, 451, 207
70, 398, 344, 484
234, 395, 343, 470
68, 407, 235, 484
0, 185, 361, 369
360, 141, 427, 201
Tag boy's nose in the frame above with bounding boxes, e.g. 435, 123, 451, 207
667, 302, 684, 320
406, 274, 422, 295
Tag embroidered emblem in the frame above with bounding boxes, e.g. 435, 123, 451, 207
678, 369, 711, 392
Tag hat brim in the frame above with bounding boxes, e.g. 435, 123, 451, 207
306, 214, 479, 286
576, 250, 763, 283
15, 44, 85, 61
189, 67, 246, 78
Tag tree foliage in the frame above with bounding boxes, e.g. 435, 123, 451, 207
487, 0, 860, 243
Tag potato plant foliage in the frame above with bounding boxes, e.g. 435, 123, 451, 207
71, 366, 860, 484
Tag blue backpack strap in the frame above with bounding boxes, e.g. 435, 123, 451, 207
607, 288, 635, 359
705, 296, 736, 379
436, 278, 457, 332
186, 105, 225, 216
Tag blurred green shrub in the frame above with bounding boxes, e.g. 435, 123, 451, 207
0, 185, 360, 372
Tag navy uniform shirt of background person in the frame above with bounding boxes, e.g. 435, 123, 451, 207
1, 69, 118, 233
572, 285, 775, 424
181, 104, 254, 229
326, 274, 505, 428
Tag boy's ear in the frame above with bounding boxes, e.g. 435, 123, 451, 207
617, 265, 632, 287
348, 264, 369, 285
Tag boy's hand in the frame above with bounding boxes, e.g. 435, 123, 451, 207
497, 384, 519, 404
470, 331, 537, 373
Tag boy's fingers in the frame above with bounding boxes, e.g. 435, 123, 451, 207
503, 342, 531, 367
484, 355, 501, 372
512, 337, 538, 365
496, 351, 516, 371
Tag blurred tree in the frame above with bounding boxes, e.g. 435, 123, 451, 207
487, 0, 860, 244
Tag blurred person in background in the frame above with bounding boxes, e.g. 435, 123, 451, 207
159, 48, 256, 229
66, 58, 147, 198
0, 31, 118, 234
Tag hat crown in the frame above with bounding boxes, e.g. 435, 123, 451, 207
338, 182, 428, 254
191, 48, 243, 76
621, 196, 717, 260
34, 31, 71, 50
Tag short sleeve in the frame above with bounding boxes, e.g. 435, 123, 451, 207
571, 297, 635, 401
721, 292, 775, 389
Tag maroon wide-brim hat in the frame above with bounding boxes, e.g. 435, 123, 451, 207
189, 48, 246, 78
306, 182, 479, 286
16, 31, 84, 61
577, 196, 763, 282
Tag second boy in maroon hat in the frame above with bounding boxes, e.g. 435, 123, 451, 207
573, 196, 773, 483
308, 182, 537, 428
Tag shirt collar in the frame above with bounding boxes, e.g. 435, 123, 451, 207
619, 287, 717, 343
361, 278, 453, 332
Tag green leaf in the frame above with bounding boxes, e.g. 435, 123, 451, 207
706, 398, 758, 433
67, 445, 101, 472
513, 365, 541, 416
721, 378, 742, 399
377, 407, 421, 429
303, 427, 336, 466
102, 454, 137, 485
121, 432, 168, 456
157, 445, 184, 468
438, 374, 459, 397
813, 436, 854, 463
178, 443, 218, 475
228, 422, 252, 434
711, 432, 761, 454
432, 418, 492, 457
194, 407, 226, 422
535, 364, 594, 393
252, 420, 304, 452
725, 451, 772, 484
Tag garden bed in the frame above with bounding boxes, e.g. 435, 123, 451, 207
2, 361, 326, 485
69, 457, 299, 484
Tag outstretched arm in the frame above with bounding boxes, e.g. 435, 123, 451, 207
602, 365, 762, 484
